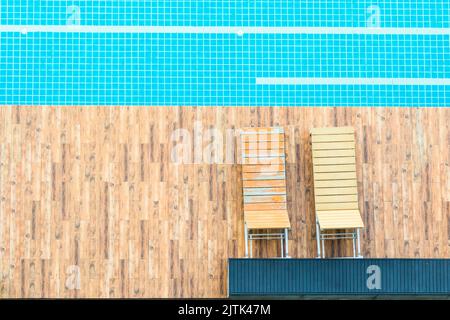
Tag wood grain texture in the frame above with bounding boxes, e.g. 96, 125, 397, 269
0, 106, 449, 298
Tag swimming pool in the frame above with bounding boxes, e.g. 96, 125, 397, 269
1, 1, 449, 106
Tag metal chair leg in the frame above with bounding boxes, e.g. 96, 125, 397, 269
244, 224, 249, 258
284, 228, 289, 258
352, 231, 357, 258
315, 220, 322, 258
321, 237, 326, 258
357, 229, 362, 258
315, 228, 363, 259
244, 229, 292, 259
280, 234, 284, 258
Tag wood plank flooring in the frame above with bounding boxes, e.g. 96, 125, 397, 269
0, 106, 448, 297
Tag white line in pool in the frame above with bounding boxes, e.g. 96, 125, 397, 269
1, 26, 450, 35
256, 78, 450, 86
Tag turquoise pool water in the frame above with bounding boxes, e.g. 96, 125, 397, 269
1, 1, 449, 106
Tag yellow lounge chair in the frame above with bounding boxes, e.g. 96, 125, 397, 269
310, 126, 364, 258
241, 127, 291, 258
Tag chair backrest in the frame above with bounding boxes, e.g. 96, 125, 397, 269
311, 126, 359, 213
241, 127, 290, 229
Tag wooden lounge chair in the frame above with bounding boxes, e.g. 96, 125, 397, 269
240, 127, 291, 258
310, 126, 364, 258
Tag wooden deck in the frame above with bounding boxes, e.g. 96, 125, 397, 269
0, 106, 449, 297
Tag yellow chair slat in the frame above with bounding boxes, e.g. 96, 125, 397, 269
315, 194, 358, 204
314, 187, 358, 196
313, 149, 356, 158
311, 134, 355, 143
314, 171, 357, 180
316, 210, 364, 230
313, 164, 357, 173
314, 179, 357, 188
310, 126, 354, 135
312, 141, 355, 150
315, 202, 360, 211
312, 157, 356, 165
